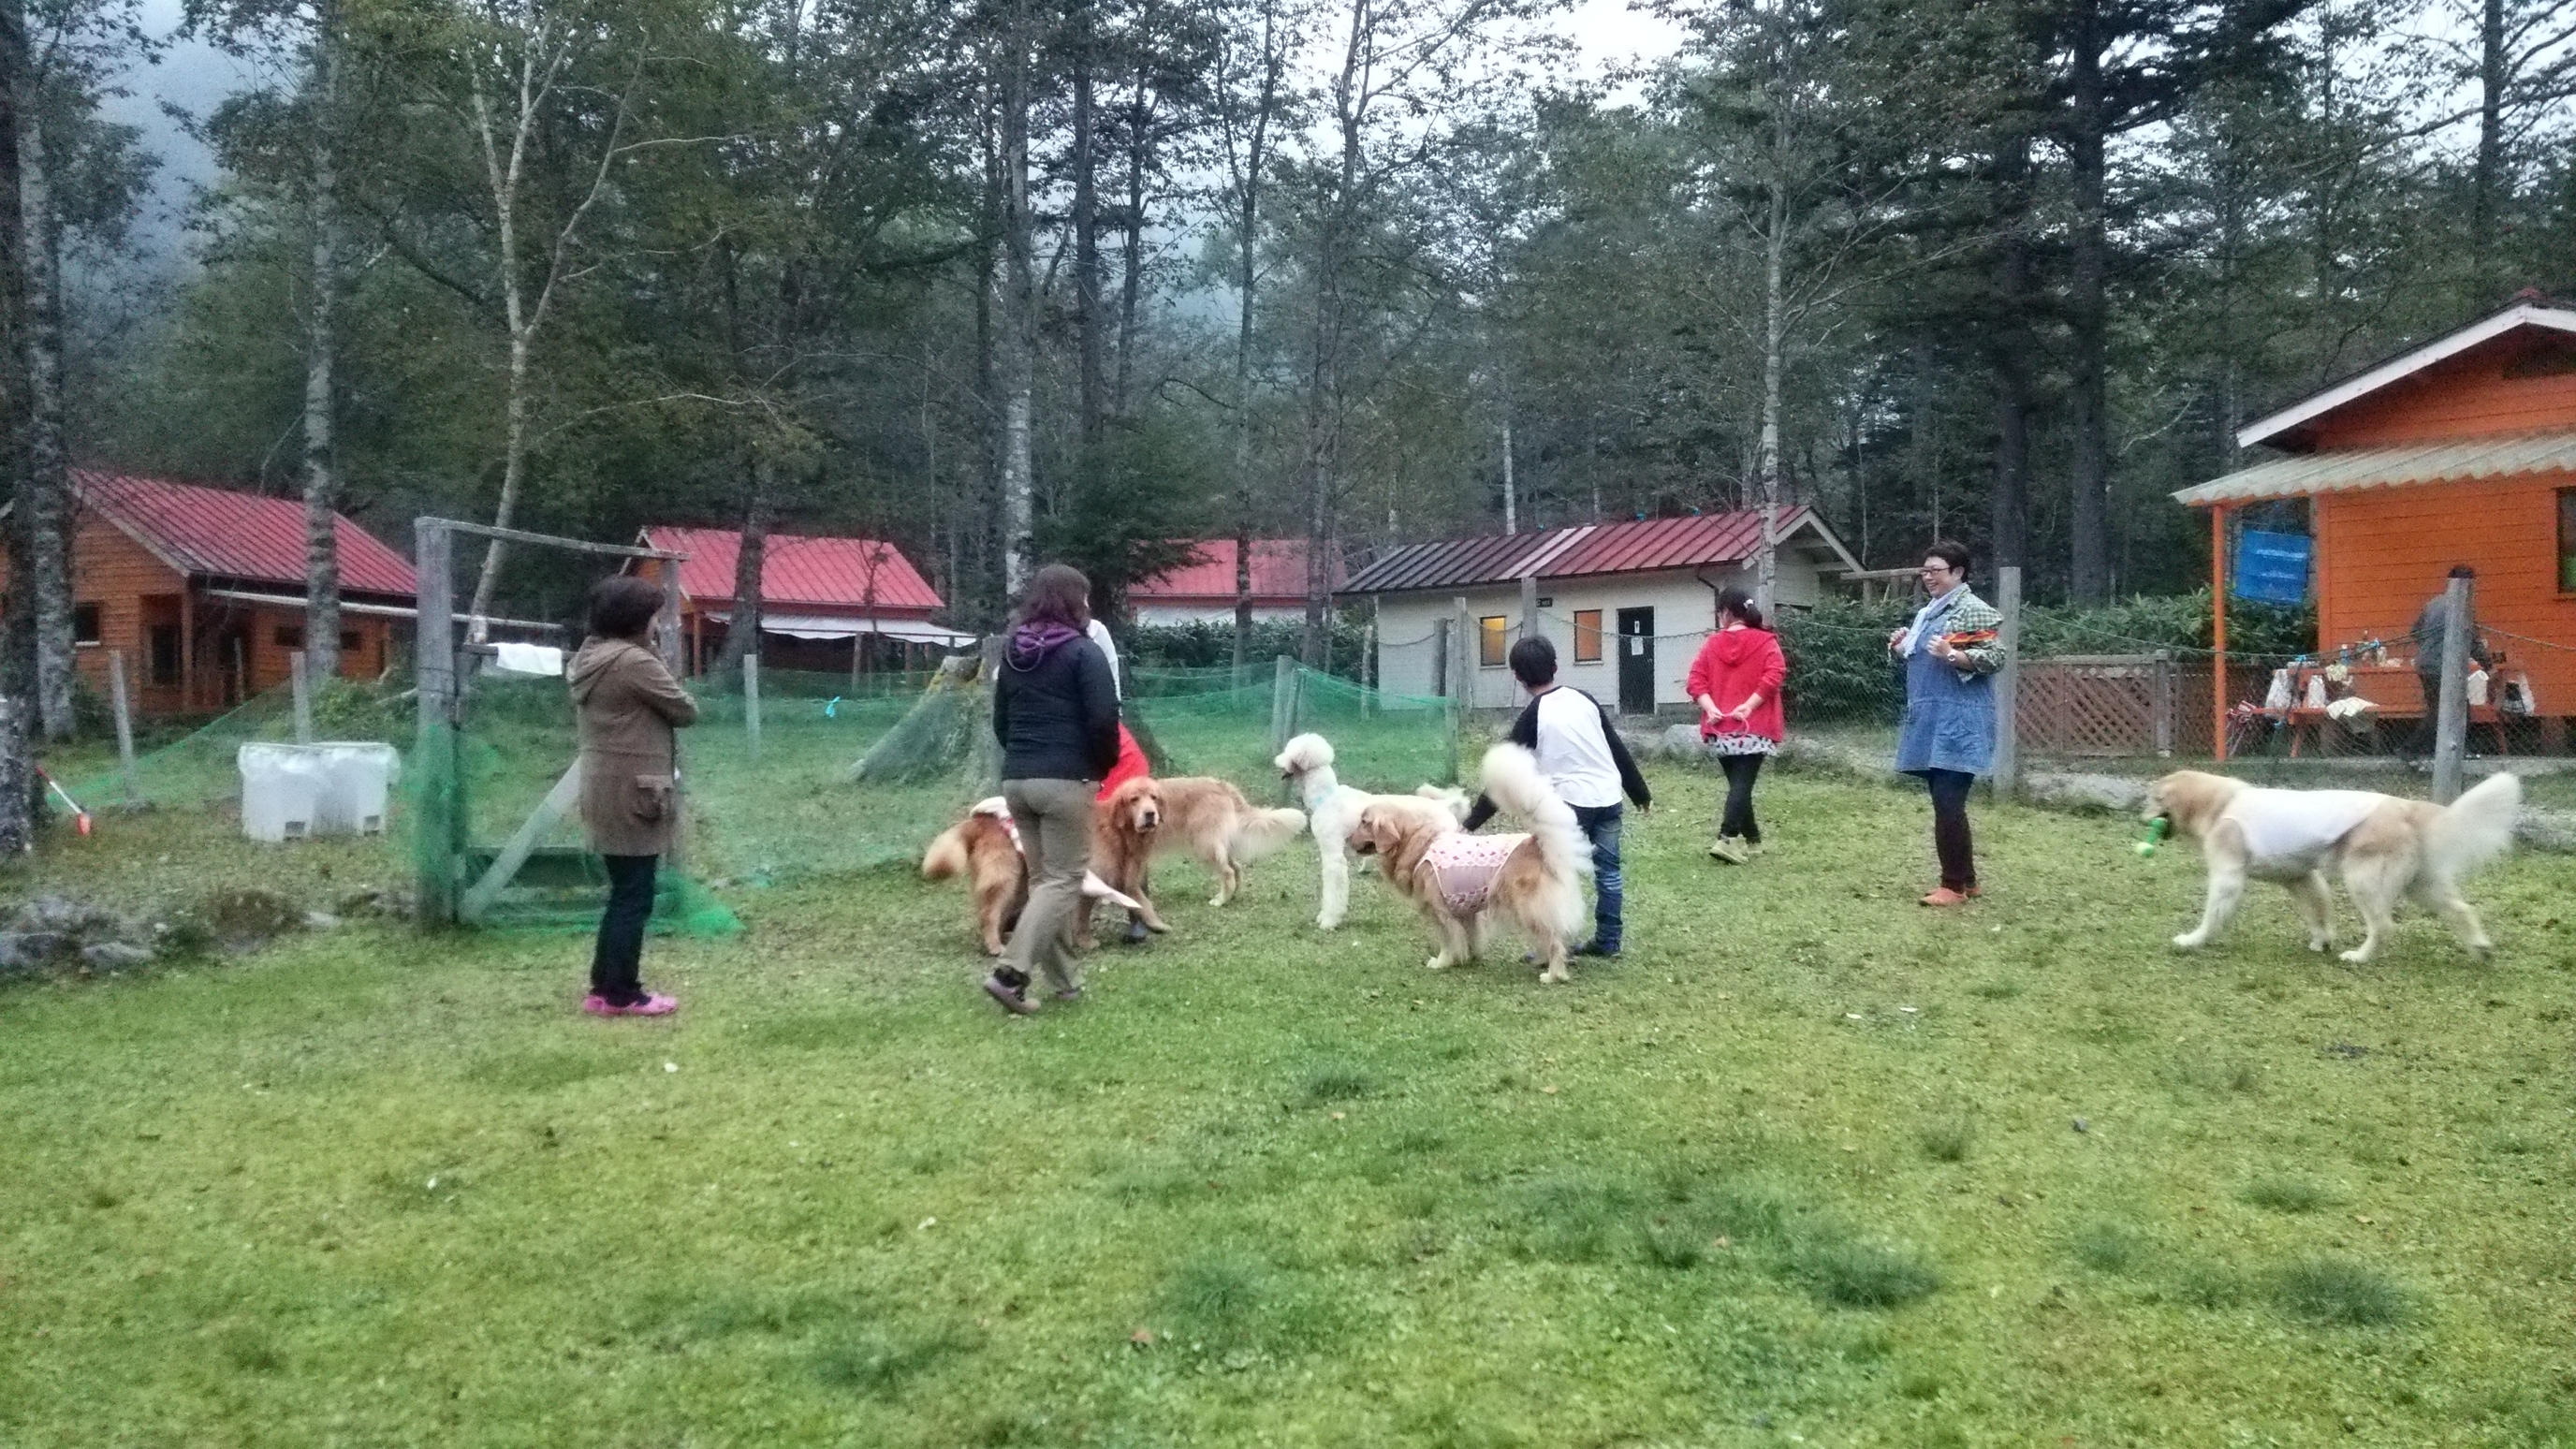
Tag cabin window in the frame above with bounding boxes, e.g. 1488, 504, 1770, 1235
148, 625, 181, 686
72, 603, 101, 646
2561, 488, 2576, 593
1479, 615, 1509, 668
275, 625, 301, 649
1572, 609, 1603, 663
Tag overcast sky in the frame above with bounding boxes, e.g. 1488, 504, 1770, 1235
107, 0, 1686, 267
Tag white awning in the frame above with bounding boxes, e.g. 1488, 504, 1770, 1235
201, 589, 564, 632
2172, 432, 2576, 505
704, 609, 975, 646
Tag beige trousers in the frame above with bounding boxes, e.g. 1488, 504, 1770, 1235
1001, 777, 1094, 994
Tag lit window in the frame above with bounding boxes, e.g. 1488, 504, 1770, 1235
1572, 609, 1603, 663
2561, 488, 2576, 593
73, 603, 101, 646
1479, 616, 1509, 668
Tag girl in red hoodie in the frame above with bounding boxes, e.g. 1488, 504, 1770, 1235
1684, 587, 1787, 863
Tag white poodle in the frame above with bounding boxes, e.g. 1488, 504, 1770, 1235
1273, 731, 1471, 929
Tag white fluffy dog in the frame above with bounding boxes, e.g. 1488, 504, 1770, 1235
1273, 731, 1471, 929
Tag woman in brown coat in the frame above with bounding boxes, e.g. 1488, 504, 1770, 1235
568, 575, 698, 1017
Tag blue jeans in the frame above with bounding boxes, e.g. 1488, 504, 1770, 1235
1570, 803, 1623, 952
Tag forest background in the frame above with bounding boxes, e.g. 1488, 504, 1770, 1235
0, 0, 2569, 743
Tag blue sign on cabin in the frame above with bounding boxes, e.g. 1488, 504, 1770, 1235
2234, 530, 2312, 605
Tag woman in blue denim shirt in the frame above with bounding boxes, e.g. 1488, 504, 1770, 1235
1886, 541, 2002, 905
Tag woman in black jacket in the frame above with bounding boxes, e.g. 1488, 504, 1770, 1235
984, 564, 1122, 1013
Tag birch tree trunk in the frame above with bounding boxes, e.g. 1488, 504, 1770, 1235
463, 28, 627, 622
0, 695, 27, 856
302, 5, 344, 679
1225, 0, 1281, 675
1071, 16, 1106, 446
17, 110, 72, 737
0, 0, 32, 721
997, 18, 1037, 595
1752, 167, 1788, 619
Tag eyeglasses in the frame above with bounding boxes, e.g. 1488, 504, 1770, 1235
1920, 564, 1954, 576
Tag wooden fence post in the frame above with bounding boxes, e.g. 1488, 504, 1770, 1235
414, 520, 458, 926
1518, 575, 1539, 647
108, 651, 138, 804
1454, 596, 1474, 711
2211, 505, 2230, 762
290, 650, 315, 744
1270, 653, 1296, 749
2152, 650, 2174, 758
2432, 574, 2472, 804
743, 652, 763, 764
1992, 565, 2022, 800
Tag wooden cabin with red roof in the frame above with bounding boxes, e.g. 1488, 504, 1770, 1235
0, 471, 418, 716
1127, 539, 1338, 625
637, 526, 971, 677
1344, 509, 1862, 711
2174, 298, 2576, 737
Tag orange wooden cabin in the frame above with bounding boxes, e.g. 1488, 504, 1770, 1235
2176, 299, 2576, 747
0, 472, 419, 716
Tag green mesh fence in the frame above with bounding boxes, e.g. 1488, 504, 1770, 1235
46, 653, 1456, 925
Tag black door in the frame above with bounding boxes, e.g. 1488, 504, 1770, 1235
1617, 607, 1655, 715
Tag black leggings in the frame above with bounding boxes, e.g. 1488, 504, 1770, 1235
1925, 768, 1976, 891
591, 854, 658, 1004
1717, 754, 1764, 842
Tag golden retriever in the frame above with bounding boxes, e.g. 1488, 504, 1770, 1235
923, 798, 1147, 955
1351, 743, 1588, 982
2144, 768, 2521, 963
1090, 776, 1307, 941
920, 801, 1029, 956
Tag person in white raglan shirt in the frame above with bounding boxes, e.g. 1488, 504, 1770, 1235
1460, 635, 1652, 957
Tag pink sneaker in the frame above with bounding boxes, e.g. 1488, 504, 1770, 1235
582, 992, 678, 1017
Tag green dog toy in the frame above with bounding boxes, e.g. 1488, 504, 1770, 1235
2134, 817, 2170, 857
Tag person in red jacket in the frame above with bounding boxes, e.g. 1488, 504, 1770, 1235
1684, 586, 1787, 863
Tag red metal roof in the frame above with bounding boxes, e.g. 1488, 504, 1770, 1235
72, 470, 417, 596
1131, 539, 1335, 603
1342, 508, 1839, 594
645, 526, 942, 614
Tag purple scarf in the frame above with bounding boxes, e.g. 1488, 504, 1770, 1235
1008, 622, 1082, 670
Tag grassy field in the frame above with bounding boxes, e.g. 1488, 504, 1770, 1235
4, 760, 2574, 1447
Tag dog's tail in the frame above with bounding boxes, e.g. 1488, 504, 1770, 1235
921, 823, 971, 883
1414, 783, 1472, 821
2425, 771, 2522, 879
1230, 807, 1310, 862
1478, 742, 1591, 885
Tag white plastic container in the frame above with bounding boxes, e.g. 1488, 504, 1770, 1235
238, 742, 402, 842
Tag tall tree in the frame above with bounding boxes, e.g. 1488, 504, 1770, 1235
186, 0, 354, 678
1206, 0, 1295, 670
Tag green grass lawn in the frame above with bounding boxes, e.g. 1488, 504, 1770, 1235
5, 761, 2574, 1447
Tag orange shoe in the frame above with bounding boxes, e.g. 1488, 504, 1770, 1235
1919, 886, 1978, 907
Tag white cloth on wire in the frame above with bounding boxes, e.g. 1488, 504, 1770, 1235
491, 642, 564, 677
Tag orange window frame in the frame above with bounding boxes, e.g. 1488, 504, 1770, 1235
1479, 615, 1509, 667
1572, 609, 1603, 663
